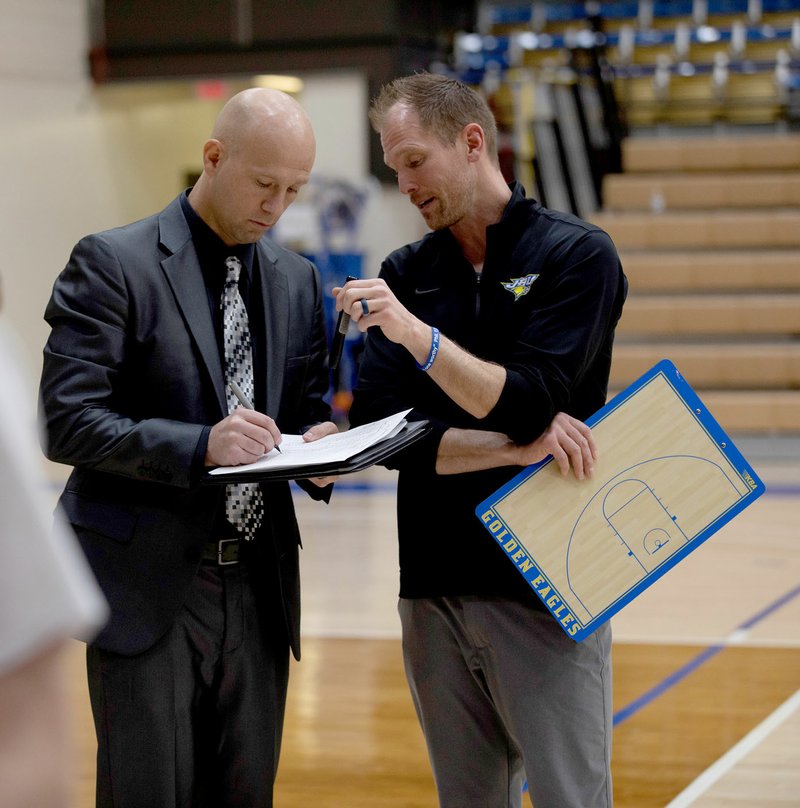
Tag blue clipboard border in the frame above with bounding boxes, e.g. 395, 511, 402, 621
475, 359, 767, 642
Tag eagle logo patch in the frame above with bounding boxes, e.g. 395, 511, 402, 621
501, 274, 540, 301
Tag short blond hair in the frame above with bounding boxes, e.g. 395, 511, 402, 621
369, 72, 498, 160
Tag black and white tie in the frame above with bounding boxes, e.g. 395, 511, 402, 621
221, 255, 264, 541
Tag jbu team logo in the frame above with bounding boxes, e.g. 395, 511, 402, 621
501, 274, 539, 301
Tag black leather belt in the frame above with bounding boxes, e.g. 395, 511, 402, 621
202, 538, 241, 566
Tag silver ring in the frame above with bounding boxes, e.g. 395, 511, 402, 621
360, 298, 370, 316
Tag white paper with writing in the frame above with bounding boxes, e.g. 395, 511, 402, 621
208, 409, 412, 476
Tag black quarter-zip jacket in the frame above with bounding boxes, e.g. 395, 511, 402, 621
350, 183, 628, 600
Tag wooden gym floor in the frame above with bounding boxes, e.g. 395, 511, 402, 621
66, 442, 800, 807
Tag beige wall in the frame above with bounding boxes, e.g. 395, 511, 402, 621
0, 0, 424, 400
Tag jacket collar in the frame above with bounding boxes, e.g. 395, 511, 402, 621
155, 197, 286, 418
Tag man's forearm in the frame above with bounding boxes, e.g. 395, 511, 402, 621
435, 427, 518, 475
423, 330, 507, 419
435, 413, 597, 480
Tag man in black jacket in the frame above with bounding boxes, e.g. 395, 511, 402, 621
337, 73, 627, 807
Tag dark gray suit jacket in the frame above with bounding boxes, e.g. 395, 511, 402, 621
40, 196, 332, 658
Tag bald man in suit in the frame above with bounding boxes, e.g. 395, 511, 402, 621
40, 88, 337, 808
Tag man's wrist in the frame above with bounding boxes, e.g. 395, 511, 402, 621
416, 327, 440, 372
408, 321, 438, 366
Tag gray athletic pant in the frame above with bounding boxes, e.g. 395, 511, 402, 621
399, 596, 613, 808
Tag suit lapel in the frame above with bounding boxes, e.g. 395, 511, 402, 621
256, 240, 288, 419
157, 198, 227, 416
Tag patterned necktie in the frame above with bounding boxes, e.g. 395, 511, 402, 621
221, 255, 264, 541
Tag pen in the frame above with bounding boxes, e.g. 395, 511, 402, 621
330, 274, 358, 372
228, 381, 282, 453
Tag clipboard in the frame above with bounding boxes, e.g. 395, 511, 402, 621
203, 418, 430, 483
475, 359, 766, 642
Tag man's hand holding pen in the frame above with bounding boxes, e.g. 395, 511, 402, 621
203, 380, 283, 466
206, 407, 283, 468
205, 382, 341, 487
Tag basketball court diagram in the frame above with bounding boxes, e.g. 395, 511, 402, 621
477, 360, 765, 641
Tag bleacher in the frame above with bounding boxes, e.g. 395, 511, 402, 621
452, 0, 800, 435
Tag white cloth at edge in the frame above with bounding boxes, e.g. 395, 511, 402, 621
0, 320, 107, 675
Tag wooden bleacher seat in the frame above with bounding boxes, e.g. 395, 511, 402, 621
688, 389, 800, 431
618, 250, 800, 291
610, 342, 800, 389
603, 171, 800, 210
590, 209, 800, 248
604, 386, 800, 431
616, 294, 800, 335
613, 55, 791, 128
620, 132, 800, 171
722, 67, 786, 123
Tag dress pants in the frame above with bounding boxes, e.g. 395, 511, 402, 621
399, 596, 613, 808
87, 550, 289, 808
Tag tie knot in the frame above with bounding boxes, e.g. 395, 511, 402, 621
224, 255, 242, 284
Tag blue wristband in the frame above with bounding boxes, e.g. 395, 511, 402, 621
416, 327, 440, 372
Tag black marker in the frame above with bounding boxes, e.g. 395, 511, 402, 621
331, 275, 357, 371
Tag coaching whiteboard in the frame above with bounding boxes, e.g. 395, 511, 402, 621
476, 360, 765, 642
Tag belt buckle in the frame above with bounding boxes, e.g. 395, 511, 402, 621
217, 538, 239, 566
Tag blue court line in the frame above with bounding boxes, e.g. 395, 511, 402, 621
291, 479, 398, 494
312, 480, 800, 497
760, 484, 800, 497
612, 583, 800, 726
